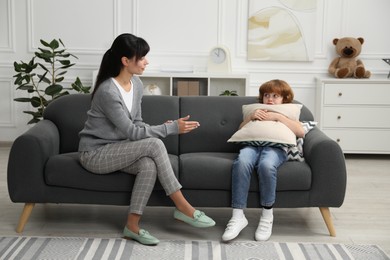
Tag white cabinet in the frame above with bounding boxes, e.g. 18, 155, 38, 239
316, 78, 390, 154
140, 73, 249, 96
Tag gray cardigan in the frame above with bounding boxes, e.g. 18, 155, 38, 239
78, 76, 179, 151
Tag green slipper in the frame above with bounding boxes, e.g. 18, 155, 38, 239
174, 209, 216, 228
123, 226, 159, 246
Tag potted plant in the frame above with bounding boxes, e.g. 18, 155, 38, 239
13, 39, 91, 124
219, 90, 238, 96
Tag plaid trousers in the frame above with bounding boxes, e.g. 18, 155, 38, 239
79, 138, 181, 214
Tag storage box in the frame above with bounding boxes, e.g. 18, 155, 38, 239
177, 81, 199, 96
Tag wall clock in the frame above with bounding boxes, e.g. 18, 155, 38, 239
207, 45, 232, 73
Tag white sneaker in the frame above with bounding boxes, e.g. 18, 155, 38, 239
255, 216, 273, 241
222, 217, 248, 241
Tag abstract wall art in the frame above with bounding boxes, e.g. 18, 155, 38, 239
248, 0, 317, 61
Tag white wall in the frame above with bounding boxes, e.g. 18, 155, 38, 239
1, 0, 389, 141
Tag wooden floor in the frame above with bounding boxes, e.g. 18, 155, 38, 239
1, 145, 389, 255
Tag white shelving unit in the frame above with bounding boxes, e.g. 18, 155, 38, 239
140, 73, 249, 96
316, 77, 390, 154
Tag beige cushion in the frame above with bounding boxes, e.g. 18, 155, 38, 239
228, 103, 302, 147
242, 103, 302, 121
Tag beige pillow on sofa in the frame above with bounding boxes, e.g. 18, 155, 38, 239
242, 103, 302, 121
228, 103, 302, 148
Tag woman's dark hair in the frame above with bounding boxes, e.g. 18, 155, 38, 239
92, 33, 150, 98
258, 79, 294, 103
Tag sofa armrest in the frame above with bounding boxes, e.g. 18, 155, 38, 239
303, 127, 347, 207
7, 120, 60, 202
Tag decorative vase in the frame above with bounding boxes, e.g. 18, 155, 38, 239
143, 84, 162, 95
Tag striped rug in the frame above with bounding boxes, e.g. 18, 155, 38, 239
0, 236, 389, 260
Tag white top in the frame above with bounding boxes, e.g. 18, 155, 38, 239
112, 78, 134, 114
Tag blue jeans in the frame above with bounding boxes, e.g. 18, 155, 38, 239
231, 146, 287, 208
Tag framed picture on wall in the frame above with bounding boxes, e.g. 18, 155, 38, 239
248, 0, 317, 61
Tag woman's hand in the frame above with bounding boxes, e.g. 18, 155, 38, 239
177, 115, 200, 134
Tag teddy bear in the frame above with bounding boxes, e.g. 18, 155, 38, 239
328, 37, 371, 78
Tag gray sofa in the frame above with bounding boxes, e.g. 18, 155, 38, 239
7, 94, 347, 236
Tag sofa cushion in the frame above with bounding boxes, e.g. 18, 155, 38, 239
45, 152, 179, 192
179, 97, 313, 154
179, 96, 258, 154
287, 121, 318, 161
43, 94, 180, 155
141, 95, 180, 155
277, 161, 312, 191
227, 103, 302, 147
179, 152, 311, 191
228, 121, 296, 147
44, 94, 91, 154
179, 153, 236, 190
242, 103, 302, 121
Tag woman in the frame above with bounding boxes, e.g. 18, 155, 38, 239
222, 79, 304, 242
78, 33, 215, 246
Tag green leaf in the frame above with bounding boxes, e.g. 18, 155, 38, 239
58, 59, 71, 66
38, 72, 51, 84
37, 63, 49, 72
14, 62, 22, 72
30, 96, 42, 107
59, 38, 65, 47
14, 76, 24, 85
71, 77, 91, 93
40, 96, 48, 106
17, 85, 34, 91
219, 90, 238, 96
14, 97, 32, 102
57, 71, 67, 76
36, 52, 53, 62
55, 77, 64, 83
23, 111, 37, 116
45, 84, 63, 96
40, 39, 51, 48
60, 63, 75, 69
54, 50, 65, 56
28, 57, 35, 66
27, 118, 40, 124
57, 91, 69, 97
37, 47, 51, 54
24, 110, 43, 124
13, 72, 22, 79
71, 79, 81, 91
22, 75, 31, 84
49, 39, 59, 49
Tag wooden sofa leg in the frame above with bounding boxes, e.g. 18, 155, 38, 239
16, 203, 35, 233
319, 207, 336, 237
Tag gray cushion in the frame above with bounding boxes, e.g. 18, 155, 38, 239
44, 94, 91, 154
141, 95, 180, 155
45, 152, 179, 192
179, 96, 258, 154
178, 97, 313, 154
179, 152, 311, 191
43, 94, 180, 155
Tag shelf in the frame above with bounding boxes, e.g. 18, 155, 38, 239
140, 73, 248, 96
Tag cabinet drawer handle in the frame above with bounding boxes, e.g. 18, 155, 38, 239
337, 116, 341, 120
336, 138, 340, 142
338, 92, 342, 97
